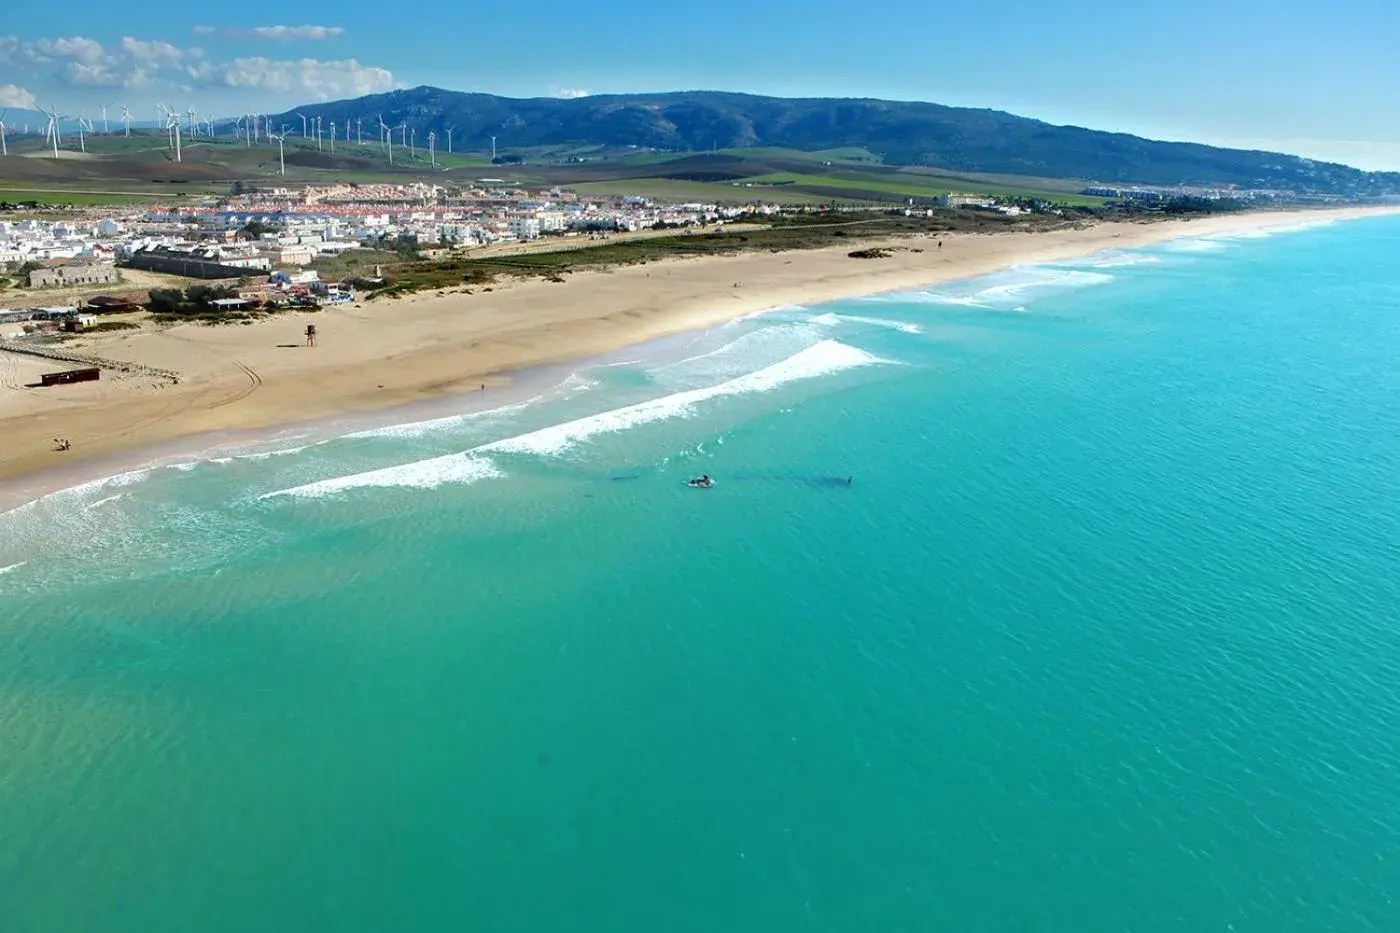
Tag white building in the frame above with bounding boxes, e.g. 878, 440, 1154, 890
507, 217, 541, 240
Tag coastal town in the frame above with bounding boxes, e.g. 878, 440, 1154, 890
0, 181, 794, 324
0, 172, 1300, 331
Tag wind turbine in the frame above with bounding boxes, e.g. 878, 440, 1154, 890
120, 106, 131, 137
427, 130, 435, 168
41, 107, 60, 159
378, 116, 392, 164
491, 135, 497, 160
356, 117, 363, 145
235, 116, 247, 147
445, 124, 455, 154
269, 129, 286, 175
76, 113, 88, 153
315, 115, 323, 151
187, 108, 197, 137
296, 112, 308, 138
409, 126, 416, 159
0, 111, 8, 156
99, 103, 111, 133
160, 107, 182, 162
329, 122, 336, 154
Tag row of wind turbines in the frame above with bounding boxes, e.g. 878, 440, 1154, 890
0, 101, 496, 176
0, 104, 137, 158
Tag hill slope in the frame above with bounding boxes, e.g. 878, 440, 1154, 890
268, 88, 1399, 195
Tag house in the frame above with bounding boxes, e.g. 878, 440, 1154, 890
26, 261, 120, 289
940, 194, 998, 210
271, 269, 320, 287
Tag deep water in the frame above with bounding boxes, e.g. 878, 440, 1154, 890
4, 216, 1400, 932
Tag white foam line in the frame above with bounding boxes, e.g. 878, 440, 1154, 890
340, 401, 535, 441
1053, 250, 1160, 269
481, 339, 885, 456
816, 312, 922, 334
88, 494, 125, 510
261, 453, 503, 499
0, 561, 25, 576
0, 467, 154, 521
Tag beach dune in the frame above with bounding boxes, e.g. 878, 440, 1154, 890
0, 208, 1388, 490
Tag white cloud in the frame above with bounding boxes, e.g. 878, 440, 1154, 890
0, 33, 392, 102
0, 34, 195, 89
550, 86, 590, 99
188, 57, 395, 98
120, 37, 189, 66
0, 82, 37, 109
192, 25, 345, 41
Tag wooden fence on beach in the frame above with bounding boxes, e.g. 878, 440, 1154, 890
0, 343, 180, 382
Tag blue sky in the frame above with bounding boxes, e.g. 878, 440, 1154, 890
2, 0, 1398, 168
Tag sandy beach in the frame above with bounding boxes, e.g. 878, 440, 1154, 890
0, 207, 1391, 489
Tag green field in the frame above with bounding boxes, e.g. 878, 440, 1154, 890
736, 171, 1106, 206
569, 178, 851, 205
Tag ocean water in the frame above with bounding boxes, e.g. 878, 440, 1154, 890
4, 216, 1400, 931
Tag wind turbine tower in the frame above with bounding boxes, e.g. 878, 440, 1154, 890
0, 111, 8, 157
329, 122, 336, 154
121, 106, 131, 137
269, 130, 286, 175
99, 104, 110, 133
445, 124, 455, 154
42, 107, 60, 159
428, 131, 435, 167
491, 136, 497, 160
379, 117, 393, 165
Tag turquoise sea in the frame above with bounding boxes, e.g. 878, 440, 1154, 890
3, 216, 1400, 931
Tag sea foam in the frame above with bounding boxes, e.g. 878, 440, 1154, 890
481, 339, 884, 457
813, 311, 921, 334
893, 265, 1114, 308
261, 454, 503, 499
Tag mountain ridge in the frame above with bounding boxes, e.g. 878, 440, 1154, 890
267, 86, 1399, 196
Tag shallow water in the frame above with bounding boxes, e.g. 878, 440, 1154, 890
3, 215, 1400, 931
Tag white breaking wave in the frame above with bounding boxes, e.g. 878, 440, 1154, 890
0, 561, 25, 575
813, 311, 921, 334
481, 339, 885, 456
1057, 250, 1160, 269
261, 454, 503, 499
0, 467, 154, 521
341, 403, 531, 441
1226, 217, 1340, 240
970, 268, 1114, 305
258, 339, 884, 496
1162, 237, 1229, 253
889, 265, 1114, 308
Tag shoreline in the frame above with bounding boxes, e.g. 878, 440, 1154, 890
1, 205, 1394, 503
